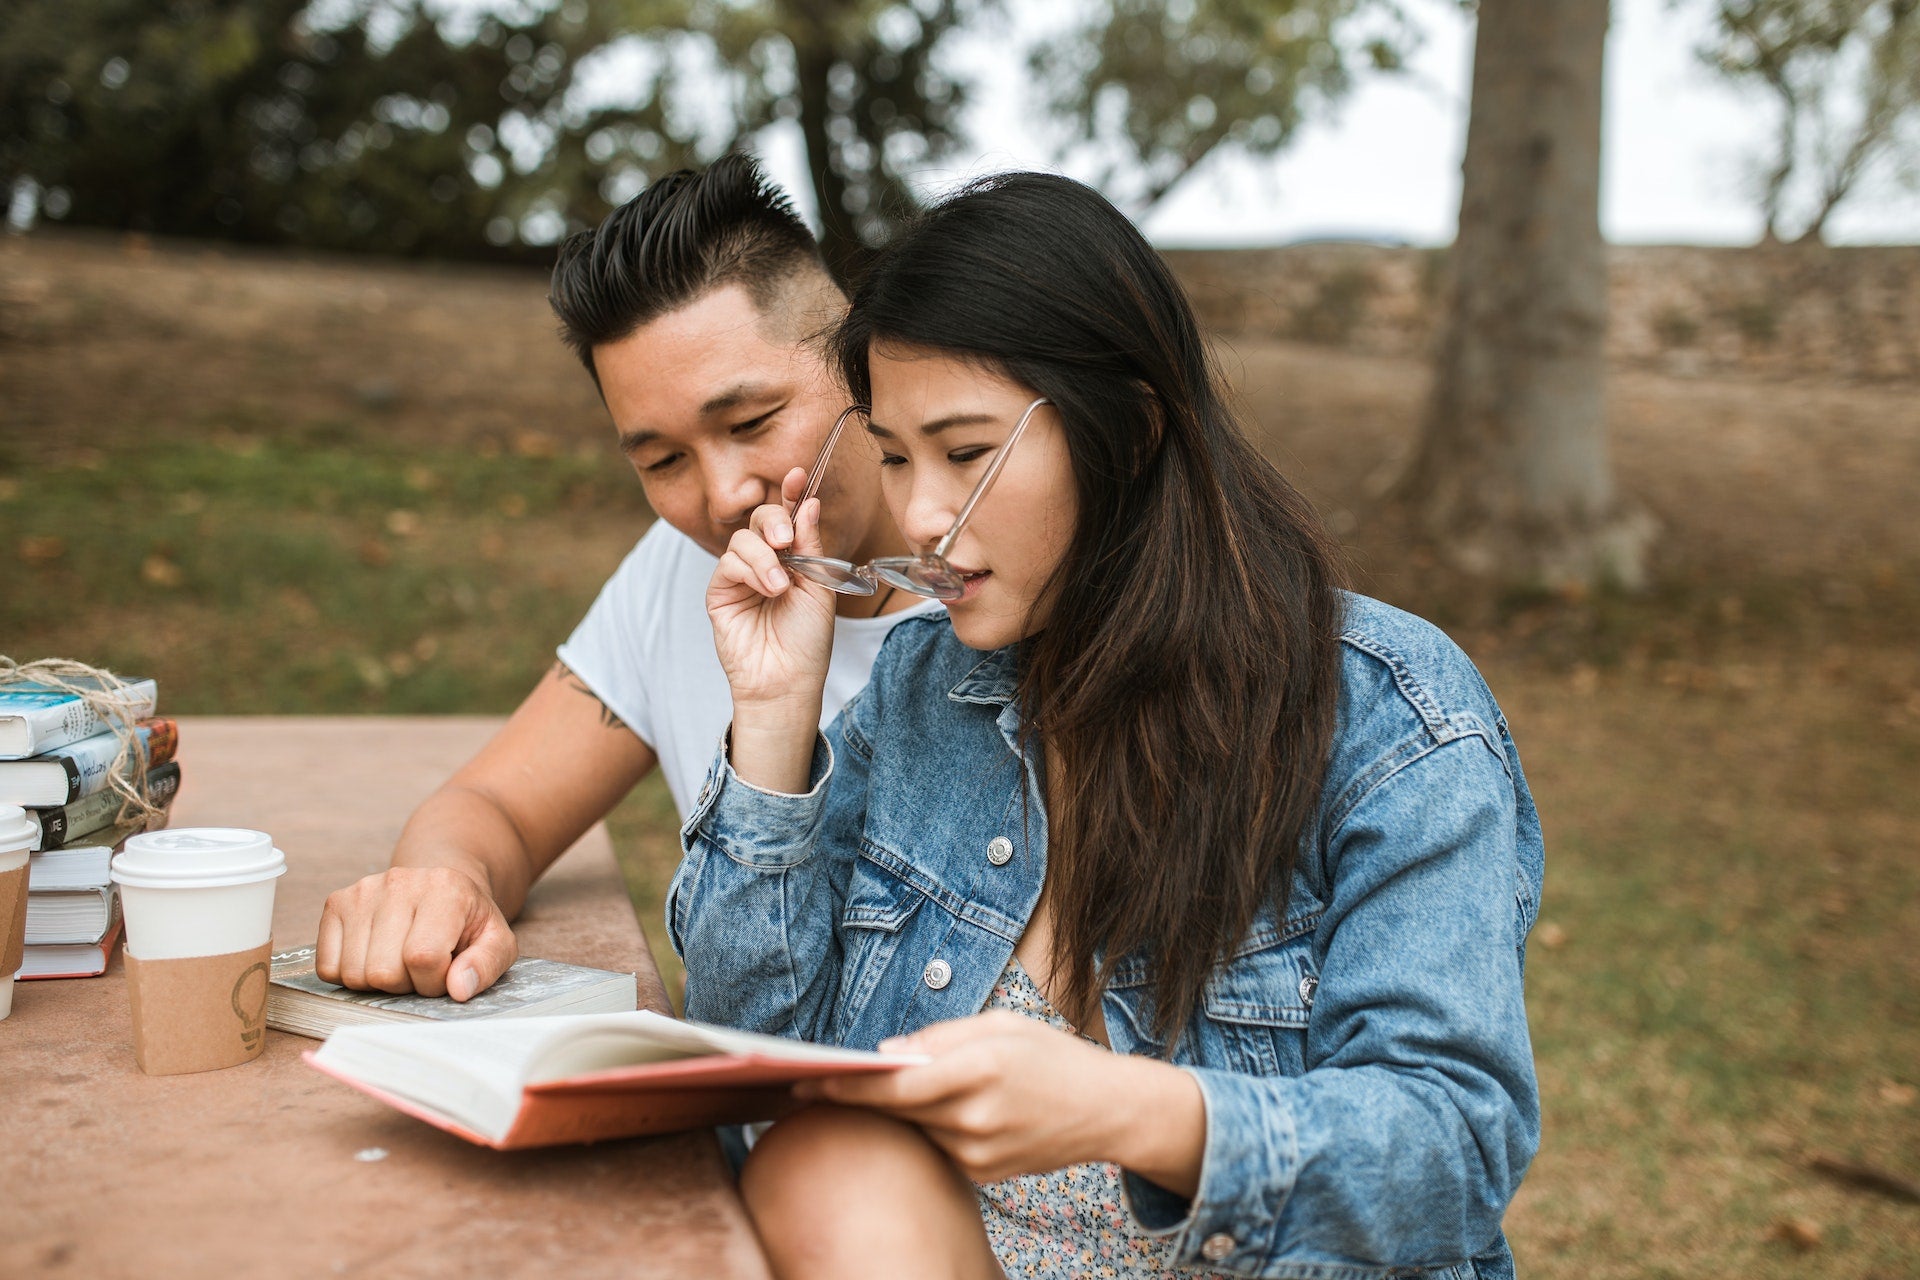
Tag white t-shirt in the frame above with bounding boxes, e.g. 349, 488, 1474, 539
556, 520, 944, 818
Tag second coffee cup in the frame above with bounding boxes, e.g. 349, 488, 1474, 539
0, 805, 37, 1021
112, 827, 286, 1075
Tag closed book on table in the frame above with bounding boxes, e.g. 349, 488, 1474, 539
30, 761, 181, 850
21, 917, 121, 979
0, 720, 179, 807
268, 945, 641, 1039
307, 1010, 927, 1149
26, 842, 121, 945
0, 678, 157, 759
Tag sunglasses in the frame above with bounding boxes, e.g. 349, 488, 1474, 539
779, 397, 1052, 601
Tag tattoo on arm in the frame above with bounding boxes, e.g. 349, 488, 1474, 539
552, 662, 628, 732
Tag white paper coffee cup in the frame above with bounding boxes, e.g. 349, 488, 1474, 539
113, 827, 285, 959
0, 805, 39, 1021
112, 827, 286, 1073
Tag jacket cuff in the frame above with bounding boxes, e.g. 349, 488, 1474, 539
1119, 1065, 1300, 1272
683, 729, 835, 868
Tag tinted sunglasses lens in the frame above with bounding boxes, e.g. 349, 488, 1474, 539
782, 554, 877, 595
872, 559, 964, 600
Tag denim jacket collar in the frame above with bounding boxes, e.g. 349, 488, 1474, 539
947, 645, 1019, 706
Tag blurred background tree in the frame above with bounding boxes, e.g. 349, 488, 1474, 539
1399, 0, 1651, 591
1, 0, 1405, 274
1031, 0, 1415, 214
1698, 0, 1920, 245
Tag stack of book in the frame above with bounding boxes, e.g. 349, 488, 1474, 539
0, 675, 182, 979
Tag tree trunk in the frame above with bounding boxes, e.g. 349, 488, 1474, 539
1396, 0, 1651, 589
791, 25, 865, 285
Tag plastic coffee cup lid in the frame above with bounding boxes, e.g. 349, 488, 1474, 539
0, 805, 35, 854
112, 827, 287, 889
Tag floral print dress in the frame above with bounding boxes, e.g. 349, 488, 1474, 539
974, 957, 1234, 1280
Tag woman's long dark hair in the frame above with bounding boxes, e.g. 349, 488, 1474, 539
833, 173, 1346, 1041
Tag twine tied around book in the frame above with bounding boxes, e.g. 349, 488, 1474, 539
0, 656, 166, 828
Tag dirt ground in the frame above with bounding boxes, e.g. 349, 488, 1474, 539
3, 230, 1916, 1276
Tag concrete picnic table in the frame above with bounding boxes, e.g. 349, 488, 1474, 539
0, 717, 770, 1279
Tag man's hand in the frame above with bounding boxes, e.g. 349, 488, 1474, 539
315, 865, 518, 1001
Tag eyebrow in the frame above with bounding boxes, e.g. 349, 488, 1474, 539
863, 413, 1000, 440
618, 382, 786, 455
700, 381, 782, 418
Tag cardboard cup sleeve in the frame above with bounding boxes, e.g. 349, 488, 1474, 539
0, 862, 27, 977
126, 941, 274, 1075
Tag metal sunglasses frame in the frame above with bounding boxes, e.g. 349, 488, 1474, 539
779, 397, 1053, 601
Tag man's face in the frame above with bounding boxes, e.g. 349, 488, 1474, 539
594, 282, 882, 559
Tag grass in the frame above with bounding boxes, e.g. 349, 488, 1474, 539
1, 423, 651, 713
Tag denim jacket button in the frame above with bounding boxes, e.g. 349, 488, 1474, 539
1200, 1233, 1236, 1261
986, 836, 1014, 866
923, 958, 952, 990
1299, 973, 1319, 1007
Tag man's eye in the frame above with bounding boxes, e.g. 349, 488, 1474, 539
731, 411, 778, 436
949, 447, 991, 464
878, 453, 907, 468
642, 453, 683, 474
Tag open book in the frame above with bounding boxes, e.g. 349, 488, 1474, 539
306, 1010, 927, 1149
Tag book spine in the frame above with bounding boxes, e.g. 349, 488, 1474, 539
140, 718, 180, 770
32, 761, 180, 850
0, 679, 158, 760
64, 720, 177, 803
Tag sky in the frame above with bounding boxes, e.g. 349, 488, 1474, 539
747, 0, 1920, 248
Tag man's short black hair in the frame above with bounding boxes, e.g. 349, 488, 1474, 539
548, 152, 827, 380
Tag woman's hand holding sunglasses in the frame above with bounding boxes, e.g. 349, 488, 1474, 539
706, 468, 839, 794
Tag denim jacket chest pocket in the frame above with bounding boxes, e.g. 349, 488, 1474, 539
835, 853, 926, 1038
1197, 921, 1322, 1078
1105, 892, 1325, 1079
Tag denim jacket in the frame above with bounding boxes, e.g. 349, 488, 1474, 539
671, 593, 1543, 1279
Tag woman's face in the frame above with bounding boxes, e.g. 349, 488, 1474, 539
865, 343, 1078, 650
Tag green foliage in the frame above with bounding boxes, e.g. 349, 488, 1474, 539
1699, 0, 1920, 243
0, 0, 711, 258
1, 0, 1389, 270
1033, 0, 1416, 211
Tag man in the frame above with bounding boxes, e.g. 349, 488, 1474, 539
314, 155, 934, 1000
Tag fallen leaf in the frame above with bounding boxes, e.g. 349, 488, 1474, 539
140, 554, 183, 588
1879, 1081, 1917, 1108
512, 430, 558, 459
1764, 1217, 1821, 1251
384, 509, 421, 537
19, 535, 65, 565
1536, 922, 1567, 950
358, 538, 391, 568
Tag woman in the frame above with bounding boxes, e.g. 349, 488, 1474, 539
673, 172, 1543, 1280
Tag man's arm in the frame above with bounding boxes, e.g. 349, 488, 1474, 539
314, 660, 656, 999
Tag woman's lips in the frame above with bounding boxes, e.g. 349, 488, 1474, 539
951, 568, 991, 602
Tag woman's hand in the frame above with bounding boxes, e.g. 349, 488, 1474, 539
707, 468, 840, 792
797, 1009, 1207, 1194
708, 468, 838, 707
